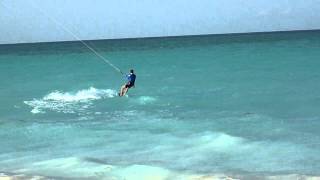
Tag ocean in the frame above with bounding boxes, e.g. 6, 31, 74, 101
1, 31, 320, 179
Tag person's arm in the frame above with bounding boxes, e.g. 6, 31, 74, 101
124, 74, 129, 80
126, 74, 132, 81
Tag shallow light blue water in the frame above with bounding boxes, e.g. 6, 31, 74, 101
1, 31, 320, 179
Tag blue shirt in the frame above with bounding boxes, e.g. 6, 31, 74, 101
126, 73, 136, 85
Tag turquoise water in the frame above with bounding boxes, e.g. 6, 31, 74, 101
1, 31, 320, 179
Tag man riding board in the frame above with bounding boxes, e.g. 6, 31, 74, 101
119, 69, 136, 96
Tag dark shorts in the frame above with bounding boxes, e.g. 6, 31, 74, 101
125, 82, 134, 88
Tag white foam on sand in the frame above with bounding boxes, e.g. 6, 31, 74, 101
108, 164, 233, 180
24, 87, 117, 114
9, 156, 319, 180
110, 165, 170, 180
2, 168, 319, 180
10, 157, 232, 180
13, 157, 113, 179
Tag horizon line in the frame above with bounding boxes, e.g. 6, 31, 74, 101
1, 29, 319, 47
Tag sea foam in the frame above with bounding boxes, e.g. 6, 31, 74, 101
135, 96, 157, 105
43, 87, 116, 102
24, 87, 117, 114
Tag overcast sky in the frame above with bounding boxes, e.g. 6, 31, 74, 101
1, 0, 320, 44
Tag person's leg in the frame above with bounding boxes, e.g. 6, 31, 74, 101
122, 87, 129, 96
119, 85, 126, 96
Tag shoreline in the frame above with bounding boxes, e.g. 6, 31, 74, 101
1, 170, 320, 180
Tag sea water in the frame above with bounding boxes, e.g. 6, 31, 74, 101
1, 31, 320, 179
